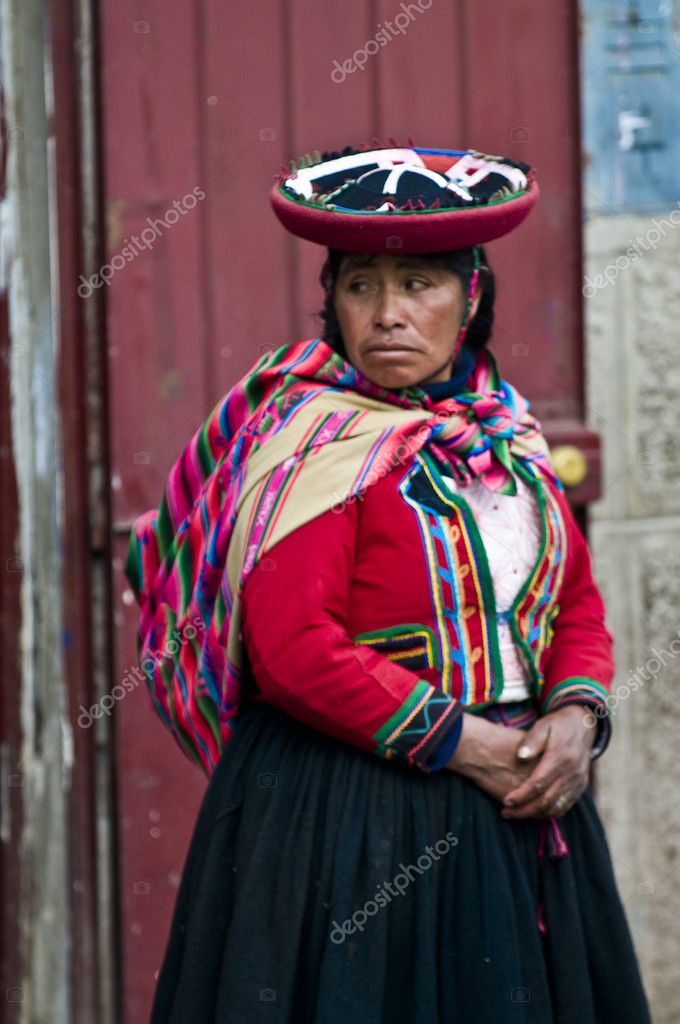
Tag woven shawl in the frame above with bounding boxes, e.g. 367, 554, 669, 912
124, 337, 557, 776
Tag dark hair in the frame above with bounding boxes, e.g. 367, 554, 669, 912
317, 245, 495, 360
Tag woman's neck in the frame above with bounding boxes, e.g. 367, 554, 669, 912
419, 345, 476, 398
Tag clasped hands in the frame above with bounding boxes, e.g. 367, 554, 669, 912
446, 704, 598, 820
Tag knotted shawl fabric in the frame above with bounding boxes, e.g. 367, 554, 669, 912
124, 336, 558, 776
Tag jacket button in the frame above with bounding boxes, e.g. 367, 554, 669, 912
462, 605, 476, 619
471, 646, 483, 662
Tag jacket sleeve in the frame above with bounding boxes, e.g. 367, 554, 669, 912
240, 498, 464, 774
538, 489, 614, 758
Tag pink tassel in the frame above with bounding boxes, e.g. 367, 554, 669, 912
538, 818, 570, 860
547, 818, 570, 858
535, 818, 569, 937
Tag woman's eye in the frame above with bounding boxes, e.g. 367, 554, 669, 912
344, 276, 429, 293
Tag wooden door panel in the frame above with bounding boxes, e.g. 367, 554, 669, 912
115, 543, 206, 1024
463, 0, 585, 420
102, 3, 594, 1019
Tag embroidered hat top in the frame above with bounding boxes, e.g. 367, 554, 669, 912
270, 141, 539, 253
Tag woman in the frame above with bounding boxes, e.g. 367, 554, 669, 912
125, 144, 652, 1023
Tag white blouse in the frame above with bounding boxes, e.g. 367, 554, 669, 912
439, 472, 544, 702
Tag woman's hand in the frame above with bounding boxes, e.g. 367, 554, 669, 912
498, 704, 597, 820
445, 705, 597, 819
445, 713, 542, 806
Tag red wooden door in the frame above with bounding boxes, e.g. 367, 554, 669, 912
102, 2, 592, 1019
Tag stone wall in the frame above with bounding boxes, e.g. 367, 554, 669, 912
585, 210, 680, 1023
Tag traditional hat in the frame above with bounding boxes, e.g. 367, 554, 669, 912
270, 140, 539, 254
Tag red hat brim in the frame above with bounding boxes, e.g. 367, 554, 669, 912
270, 170, 539, 254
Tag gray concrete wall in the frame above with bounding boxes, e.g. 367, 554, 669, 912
585, 210, 680, 1023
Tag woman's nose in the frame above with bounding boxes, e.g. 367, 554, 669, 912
373, 286, 406, 329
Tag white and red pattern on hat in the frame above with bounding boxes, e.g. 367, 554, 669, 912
271, 141, 539, 253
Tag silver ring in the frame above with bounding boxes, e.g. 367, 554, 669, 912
552, 793, 570, 814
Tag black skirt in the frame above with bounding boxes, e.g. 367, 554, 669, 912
149, 699, 652, 1024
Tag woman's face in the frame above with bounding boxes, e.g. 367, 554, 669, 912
333, 253, 482, 390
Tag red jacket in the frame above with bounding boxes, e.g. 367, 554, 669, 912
241, 445, 614, 773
